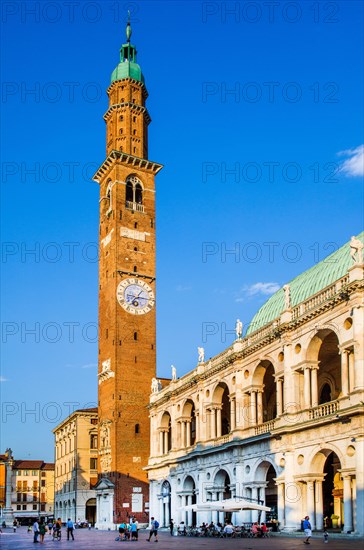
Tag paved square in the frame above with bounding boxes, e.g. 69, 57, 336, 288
1, 528, 363, 550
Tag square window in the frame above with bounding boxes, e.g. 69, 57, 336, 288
22, 505, 27, 510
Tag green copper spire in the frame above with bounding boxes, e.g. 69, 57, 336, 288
110, 16, 144, 85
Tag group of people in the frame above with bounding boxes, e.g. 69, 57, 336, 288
31, 517, 75, 543
117, 517, 139, 541
251, 522, 270, 537
170, 519, 270, 538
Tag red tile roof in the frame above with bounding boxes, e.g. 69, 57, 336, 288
13, 460, 54, 470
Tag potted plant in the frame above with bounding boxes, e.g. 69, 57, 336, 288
331, 514, 339, 528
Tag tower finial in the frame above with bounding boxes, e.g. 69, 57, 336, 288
126, 11, 132, 42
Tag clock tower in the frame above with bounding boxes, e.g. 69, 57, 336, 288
93, 20, 162, 528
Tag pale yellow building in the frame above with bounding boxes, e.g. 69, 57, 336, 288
53, 407, 98, 524
147, 233, 364, 536
12, 459, 54, 523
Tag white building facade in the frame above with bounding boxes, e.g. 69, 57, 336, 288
146, 233, 364, 536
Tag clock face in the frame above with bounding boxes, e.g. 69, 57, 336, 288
116, 278, 155, 315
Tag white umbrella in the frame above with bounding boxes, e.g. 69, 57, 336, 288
178, 499, 270, 512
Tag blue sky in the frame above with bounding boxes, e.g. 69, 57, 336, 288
1, 1, 363, 461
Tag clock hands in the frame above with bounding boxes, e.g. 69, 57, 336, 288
126, 289, 147, 307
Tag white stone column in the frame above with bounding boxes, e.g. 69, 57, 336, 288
150, 414, 155, 456
250, 391, 257, 425
230, 398, 236, 430
165, 497, 170, 526
216, 407, 222, 438
159, 431, 164, 455
306, 480, 316, 529
315, 480, 324, 530
159, 494, 164, 526
304, 367, 311, 408
257, 391, 263, 424
177, 495, 182, 524
276, 379, 283, 416
210, 410, 216, 439
259, 485, 266, 522
187, 494, 192, 527
355, 437, 364, 535
177, 421, 181, 448
170, 476, 178, 526
196, 471, 209, 526
343, 475, 353, 532
348, 351, 355, 393
211, 492, 218, 524
5, 459, 13, 509
283, 451, 299, 531
341, 350, 349, 396
186, 420, 191, 447
277, 482, 285, 528
181, 422, 186, 448
195, 413, 200, 442
311, 368, 318, 408
251, 486, 259, 522
241, 393, 249, 429
352, 305, 364, 390
164, 430, 169, 453
205, 408, 210, 440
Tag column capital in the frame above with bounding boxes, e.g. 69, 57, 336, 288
294, 474, 326, 483
302, 361, 319, 371
339, 346, 352, 355
339, 468, 355, 480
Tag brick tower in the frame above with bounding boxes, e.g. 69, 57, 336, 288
93, 20, 162, 528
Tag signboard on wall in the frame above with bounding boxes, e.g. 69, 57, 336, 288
131, 493, 143, 513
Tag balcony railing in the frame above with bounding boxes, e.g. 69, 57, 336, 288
308, 400, 339, 420
255, 420, 276, 435
125, 201, 144, 213
212, 434, 232, 446
292, 274, 350, 320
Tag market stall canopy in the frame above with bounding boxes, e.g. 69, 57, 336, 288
178, 499, 271, 512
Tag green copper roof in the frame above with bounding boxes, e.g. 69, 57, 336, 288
111, 20, 144, 85
246, 231, 364, 335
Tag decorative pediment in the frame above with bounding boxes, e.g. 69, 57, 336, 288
94, 476, 115, 491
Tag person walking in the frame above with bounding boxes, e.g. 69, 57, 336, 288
303, 516, 312, 544
66, 518, 75, 541
169, 518, 174, 536
147, 517, 159, 542
54, 518, 62, 541
39, 519, 46, 544
33, 519, 40, 543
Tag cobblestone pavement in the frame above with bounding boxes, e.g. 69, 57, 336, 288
1, 528, 363, 550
